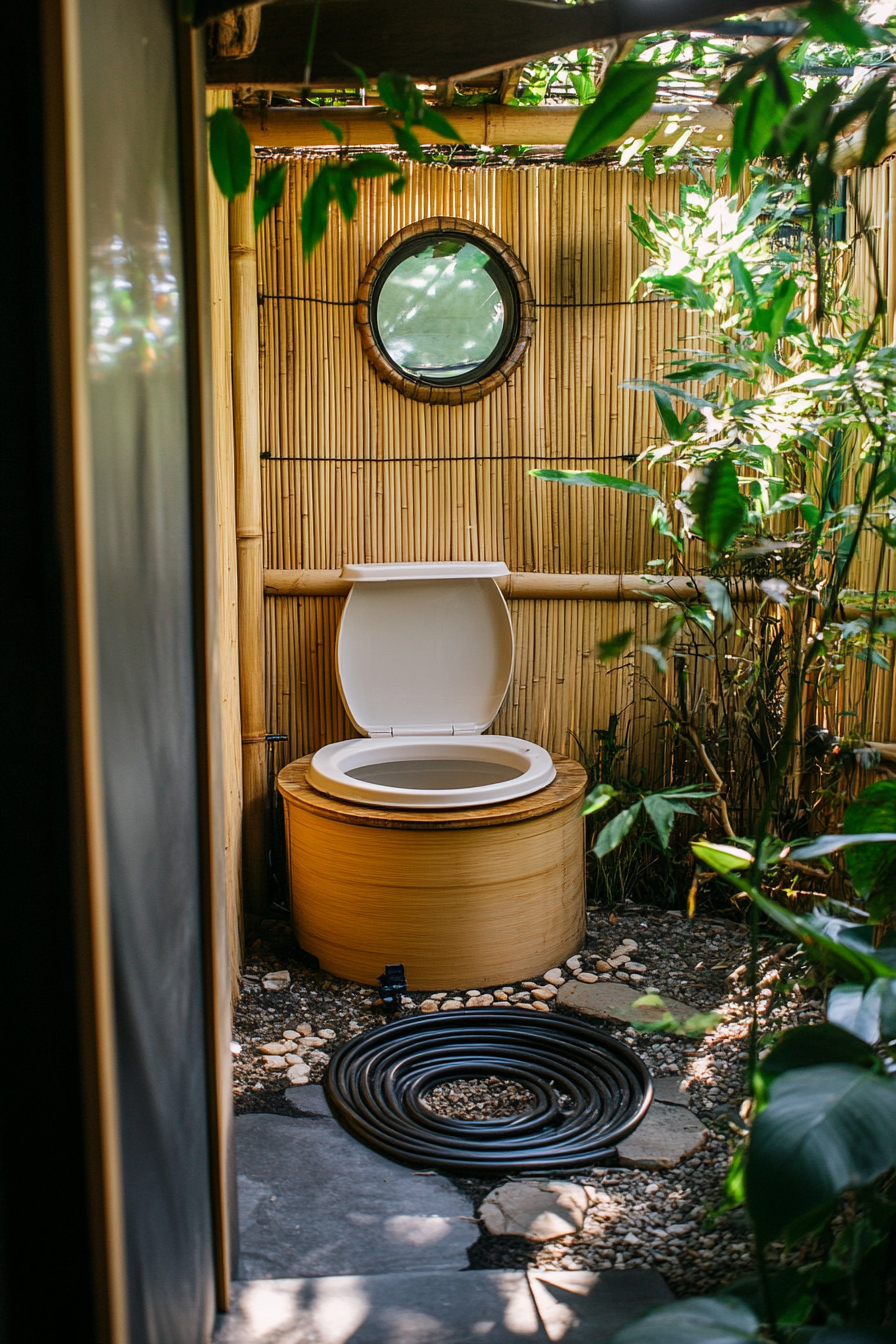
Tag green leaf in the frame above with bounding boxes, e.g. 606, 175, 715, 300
419, 106, 462, 141
783, 829, 896, 861
208, 107, 252, 201
759, 1023, 883, 1081
843, 781, 896, 912
828, 978, 896, 1044
598, 629, 634, 661
752, 896, 896, 984
253, 164, 288, 231
610, 1295, 761, 1344
320, 117, 345, 144
703, 578, 734, 628
564, 63, 673, 162
688, 604, 715, 635
594, 803, 642, 859
582, 783, 618, 816
331, 169, 358, 222
643, 793, 694, 849
688, 458, 747, 560
692, 840, 753, 873
862, 89, 892, 166
745, 1064, 896, 1245
376, 69, 415, 120
569, 70, 596, 105
729, 254, 757, 304
642, 149, 656, 181
532, 468, 660, 498
803, 0, 871, 47
652, 389, 682, 438
628, 207, 658, 254
300, 166, 335, 257
350, 153, 402, 179
730, 79, 783, 183
392, 124, 424, 160
647, 273, 715, 310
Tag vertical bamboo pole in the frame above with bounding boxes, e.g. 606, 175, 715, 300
230, 185, 268, 914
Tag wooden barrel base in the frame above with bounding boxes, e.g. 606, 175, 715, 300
278, 753, 587, 990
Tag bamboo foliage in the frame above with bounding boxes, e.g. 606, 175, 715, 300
255, 157, 896, 776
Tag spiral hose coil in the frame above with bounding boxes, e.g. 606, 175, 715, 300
324, 1008, 653, 1173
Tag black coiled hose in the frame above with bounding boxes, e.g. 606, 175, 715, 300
324, 1008, 652, 1173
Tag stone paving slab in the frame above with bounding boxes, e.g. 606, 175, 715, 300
215, 1269, 670, 1343
236, 1114, 478, 1279
651, 1076, 690, 1106
215, 1270, 548, 1343
556, 981, 699, 1028
617, 1101, 708, 1171
527, 1269, 672, 1341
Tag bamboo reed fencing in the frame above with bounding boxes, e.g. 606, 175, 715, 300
255, 158, 711, 780
206, 155, 896, 904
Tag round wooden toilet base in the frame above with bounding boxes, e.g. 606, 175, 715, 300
278, 753, 587, 991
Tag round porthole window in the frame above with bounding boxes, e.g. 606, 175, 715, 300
357, 218, 534, 404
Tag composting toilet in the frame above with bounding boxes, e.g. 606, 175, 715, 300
307, 561, 556, 808
279, 560, 586, 990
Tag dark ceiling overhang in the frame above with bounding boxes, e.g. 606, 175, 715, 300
202, 0, 782, 88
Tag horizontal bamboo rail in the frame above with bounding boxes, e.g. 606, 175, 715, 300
263, 569, 759, 600
238, 102, 733, 150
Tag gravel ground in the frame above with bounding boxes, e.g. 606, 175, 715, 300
232, 903, 822, 1296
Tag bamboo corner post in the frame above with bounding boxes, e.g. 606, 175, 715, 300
278, 755, 587, 990
230, 186, 268, 914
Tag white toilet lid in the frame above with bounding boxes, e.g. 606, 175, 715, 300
336, 562, 514, 736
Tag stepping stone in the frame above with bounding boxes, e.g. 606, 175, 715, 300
616, 1102, 708, 1171
480, 1181, 589, 1240
235, 1114, 477, 1279
651, 1076, 691, 1107
527, 1268, 672, 1342
284, 1083, 335, 1118
215, 1270, 548, 1342
215, 1269, 672, 1343
556, 980, 700, 1028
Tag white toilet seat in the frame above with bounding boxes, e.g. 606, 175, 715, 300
308, 561, 556, 808
308, 734, 556, 809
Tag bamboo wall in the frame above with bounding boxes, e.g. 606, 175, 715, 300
237, 156, 896, 799
256, 159, 706, 777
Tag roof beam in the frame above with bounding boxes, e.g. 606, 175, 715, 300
236, 99, 733, 147
205, 0, 780, 87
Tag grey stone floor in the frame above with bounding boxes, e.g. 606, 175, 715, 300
219, 1088, 672, 1342
236, 1110, 478, 1279
215, 1267, 672, 1343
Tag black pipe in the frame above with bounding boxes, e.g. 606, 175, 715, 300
325, 1008, 652, 1174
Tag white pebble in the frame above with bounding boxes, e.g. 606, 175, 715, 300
576, 972, 598, 983
264, 1057, 288, 1070
441, 999, 464, 1011
420, 1000, 439, 1013
566, 956, 583, 971
317, 1029, 336, 1040
259, 1041, 291, 1055
542, 968, 565, 986
283, 1030, 298, 1040
286, 1063, 310, 1085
